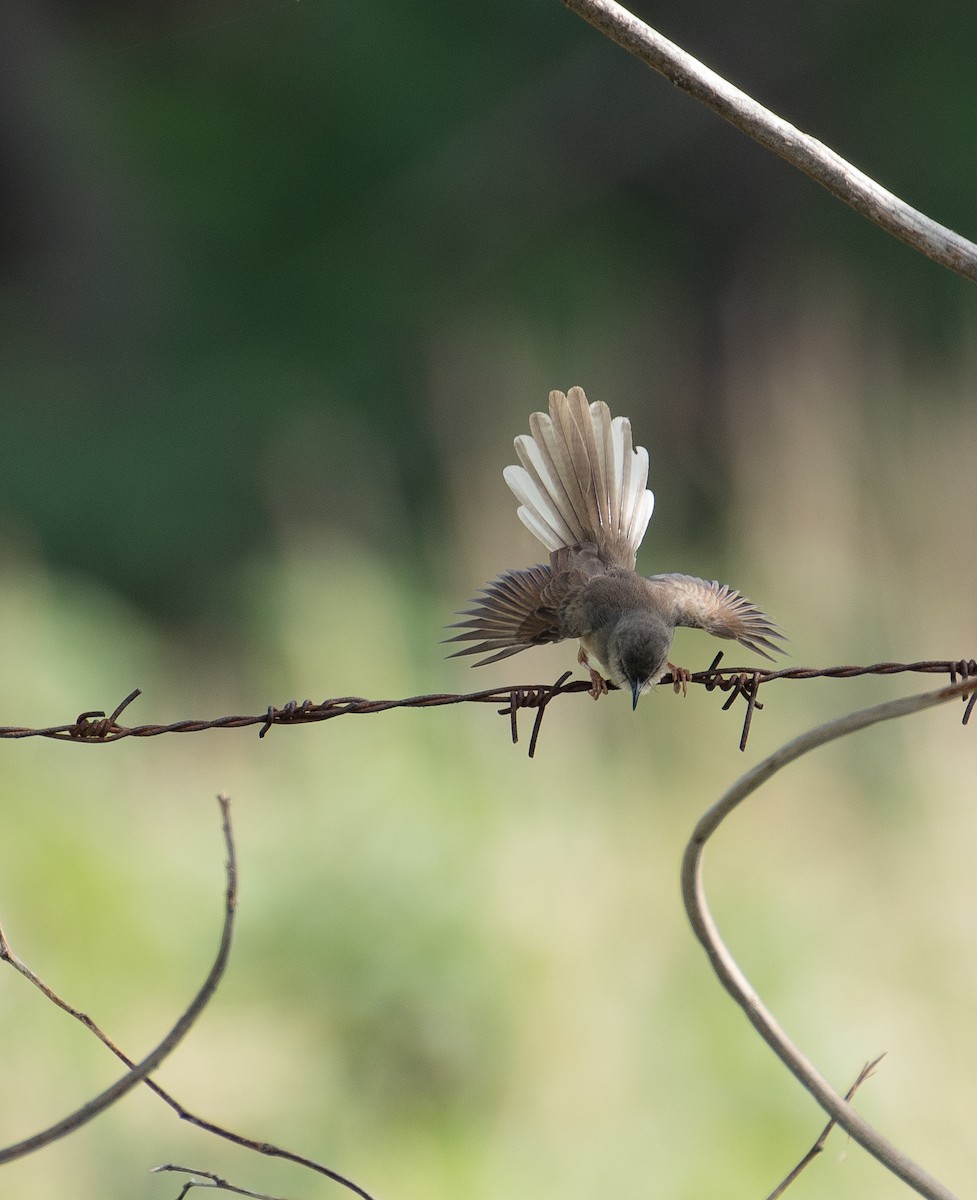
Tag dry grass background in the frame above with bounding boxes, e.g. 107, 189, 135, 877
0, 294, 975, 1199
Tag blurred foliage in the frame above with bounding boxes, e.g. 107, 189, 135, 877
2, 0, 976, 616
1, 2, 976, 1198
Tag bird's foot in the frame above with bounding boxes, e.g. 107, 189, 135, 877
667, 663, 691, 696
577, 645, 609, 700
587, 667, 610, 700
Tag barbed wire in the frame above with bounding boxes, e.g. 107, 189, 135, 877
5, 656, 975, 758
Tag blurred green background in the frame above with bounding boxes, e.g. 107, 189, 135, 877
1, 1, 976, 1197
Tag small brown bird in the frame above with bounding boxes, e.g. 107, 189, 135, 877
447, 387, 783, 707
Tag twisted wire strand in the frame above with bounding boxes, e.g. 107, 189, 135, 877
3, 658, 973, 757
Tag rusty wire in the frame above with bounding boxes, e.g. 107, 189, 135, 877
2, 656, 974, 758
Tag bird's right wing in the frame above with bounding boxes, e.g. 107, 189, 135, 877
645, 573, 784, 660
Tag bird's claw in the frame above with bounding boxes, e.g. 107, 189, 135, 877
668, 663, 691, 696
577, 644, 609, 700
587, 668, 610, 700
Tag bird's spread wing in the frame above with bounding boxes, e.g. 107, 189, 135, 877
502, 387, 654, 570
644, 573, 784, 660
445, 546, 605, 667
445, 563, 564, 666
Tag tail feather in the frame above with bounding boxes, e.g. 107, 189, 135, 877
548, 393, 600, 535
592, 397, 615, 534
567, 385, 611, 533
627, 472, 654, 546
503, 441, 577, 548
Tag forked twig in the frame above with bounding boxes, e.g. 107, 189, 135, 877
765, 1054, 884, 1199
0, 795, 237, 1165
0, 797, 376, 1200
681, 678, 977, 1200
152, 1163, 286, 1200
561, 0, 977, 281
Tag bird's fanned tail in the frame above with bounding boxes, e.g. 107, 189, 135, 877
502, 387, 654, 567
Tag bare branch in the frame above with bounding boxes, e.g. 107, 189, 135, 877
561, 0, 977, 281
0, 795, 238, 1165
681, 679, 977, 1200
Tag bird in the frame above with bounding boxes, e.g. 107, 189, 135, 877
446, 387, 783, 708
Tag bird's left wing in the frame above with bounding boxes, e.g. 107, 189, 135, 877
644, 573, 784, 660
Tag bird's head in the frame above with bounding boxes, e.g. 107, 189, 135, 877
604, 612, 674, 709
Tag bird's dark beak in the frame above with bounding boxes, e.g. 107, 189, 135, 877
630, 678, 642, 710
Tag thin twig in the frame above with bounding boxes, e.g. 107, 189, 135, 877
0, 795, 237, 1165
681, 679, 977, 1200
765, 1054, 884, 1199
151, 1164, 286, 1200
561, 0, 977, 281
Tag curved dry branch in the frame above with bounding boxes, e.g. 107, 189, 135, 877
681, 679, 976, 1200
562, 0, 977, 282
0, 795, 237, 1165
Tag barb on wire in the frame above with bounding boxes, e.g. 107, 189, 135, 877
0, 657, 974, 757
